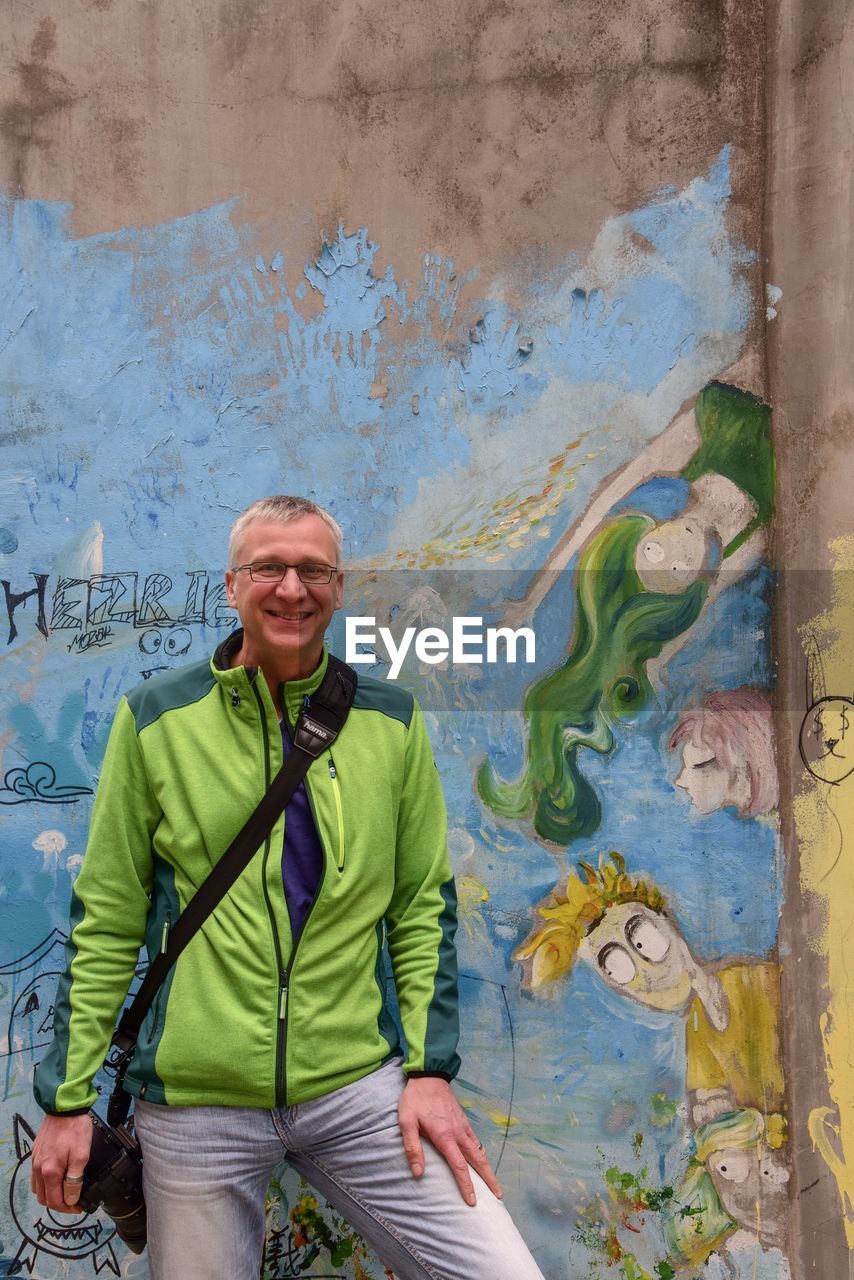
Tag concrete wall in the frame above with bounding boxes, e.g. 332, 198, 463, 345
768, 0, 854, 1274
0, 1, 848, 1276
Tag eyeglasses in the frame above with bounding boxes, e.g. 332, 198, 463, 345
232, 561, 339, 585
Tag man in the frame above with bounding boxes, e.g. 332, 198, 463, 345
31, 495, 543, 1280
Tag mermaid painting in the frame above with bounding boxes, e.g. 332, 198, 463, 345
477, 375, 775, 847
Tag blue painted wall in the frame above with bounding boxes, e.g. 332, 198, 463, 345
0, 148, 782, 1278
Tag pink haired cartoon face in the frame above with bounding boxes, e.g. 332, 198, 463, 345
670, 688, 778, 817
674, 740, 751, 815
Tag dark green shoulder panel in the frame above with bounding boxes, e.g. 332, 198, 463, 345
352, 675, 414, 728
126, 660, 217, 733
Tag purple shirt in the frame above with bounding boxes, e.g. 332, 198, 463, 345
280, 720, 325, 940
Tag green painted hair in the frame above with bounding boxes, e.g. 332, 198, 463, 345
477, 514, 706, 845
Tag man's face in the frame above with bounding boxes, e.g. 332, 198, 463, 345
225, 515, 343, 677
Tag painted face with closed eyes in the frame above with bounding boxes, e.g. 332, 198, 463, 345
578, 901, 728, 1030
674, 739, 752, 815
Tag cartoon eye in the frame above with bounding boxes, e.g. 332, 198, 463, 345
597, 943, 636, 985
710, 1151, 751, 1183
139, 629, 163, 655
625, 916, 670, 962
164, 627, 192, 656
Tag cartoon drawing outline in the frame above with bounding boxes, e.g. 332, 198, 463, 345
8, 1113, 120, 1275
799, 634, 854, 786
0, 762, 94, 806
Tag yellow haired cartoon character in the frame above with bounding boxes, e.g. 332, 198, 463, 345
516, 855, 788, 1259
515, 855, 784, 1126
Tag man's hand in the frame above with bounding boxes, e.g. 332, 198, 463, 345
398, 1076, 502, 1207
31, 1113, 93, 1213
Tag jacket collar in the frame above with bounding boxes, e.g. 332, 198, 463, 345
211, 627, 330, 723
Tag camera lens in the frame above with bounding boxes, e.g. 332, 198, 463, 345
79, 1113, 147, 1254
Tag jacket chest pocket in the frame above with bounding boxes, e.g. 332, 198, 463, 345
327, 756, 345, 872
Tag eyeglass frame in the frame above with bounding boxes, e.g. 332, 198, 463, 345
231, 560, 340, 585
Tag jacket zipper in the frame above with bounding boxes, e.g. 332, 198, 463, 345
328, 756, 345, 872
251, 680, 288, 1109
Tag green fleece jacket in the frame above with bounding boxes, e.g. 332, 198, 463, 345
34, 638, 459, 1113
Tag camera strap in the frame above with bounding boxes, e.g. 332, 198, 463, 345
106, 653, 358, 1126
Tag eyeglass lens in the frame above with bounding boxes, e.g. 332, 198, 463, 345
248, 562, 334, 584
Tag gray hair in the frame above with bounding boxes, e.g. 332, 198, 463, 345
228, 496, 343, 568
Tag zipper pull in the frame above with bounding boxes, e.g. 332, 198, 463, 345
328, 758, 336, 779
160, 917, 171, 954
278, 976, 288, 1020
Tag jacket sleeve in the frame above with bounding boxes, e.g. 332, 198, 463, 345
33, 697, 160, 1114
384, 699, 460, 1081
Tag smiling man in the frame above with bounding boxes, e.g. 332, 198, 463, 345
30, 495, 543, 1280
223, 502, 344, 699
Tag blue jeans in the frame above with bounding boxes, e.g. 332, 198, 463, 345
134, 1059, 544, 1280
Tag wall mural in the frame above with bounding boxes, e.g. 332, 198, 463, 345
0, 147, 786, 1278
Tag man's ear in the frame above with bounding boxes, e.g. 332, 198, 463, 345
334, 571, 344, 610
224, 571, 237, 608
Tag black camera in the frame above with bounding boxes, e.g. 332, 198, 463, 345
78, 1111, 146, 1254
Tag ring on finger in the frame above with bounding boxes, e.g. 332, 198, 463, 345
63, 1174, 85, 1185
